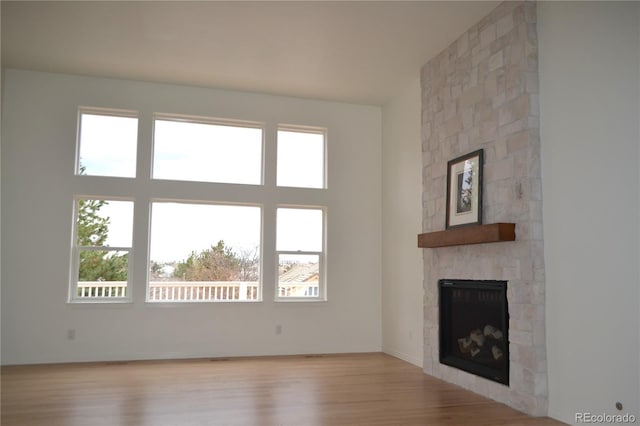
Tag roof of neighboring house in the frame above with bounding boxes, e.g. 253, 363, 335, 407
279, 263, 319, 283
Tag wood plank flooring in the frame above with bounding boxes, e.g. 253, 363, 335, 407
2, 353, 565, 426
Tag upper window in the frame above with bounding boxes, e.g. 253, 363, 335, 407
152, 116, 263, 185
70, 198, 134, 302
76, 109, 138, 178
148, 202, 261, 302
277, 128, 325, 189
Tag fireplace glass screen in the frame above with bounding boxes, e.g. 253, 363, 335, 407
439, 279, 509, 385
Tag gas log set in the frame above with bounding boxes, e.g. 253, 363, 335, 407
457, 324, 505, 362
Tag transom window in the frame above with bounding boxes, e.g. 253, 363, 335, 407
152, 116, 263, 185
277, 127, 325, 189
76, 108, 138, 178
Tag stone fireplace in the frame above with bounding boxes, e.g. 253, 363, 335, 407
421, 1, 548, 416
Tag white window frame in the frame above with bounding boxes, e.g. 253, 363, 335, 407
70, 106, 330, 305
146, 199, 263, 304
275, 206, 327, 302
151, 113, 265, 186
277, 125, 328, 189
75, 107, 139, 178
69, 196, 135, 303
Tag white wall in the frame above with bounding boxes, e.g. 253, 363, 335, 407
539, 2, 640, 424
1, 69, 382, 365
381, 77, 423, 367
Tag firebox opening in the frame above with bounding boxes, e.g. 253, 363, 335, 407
439, 279, 509, 385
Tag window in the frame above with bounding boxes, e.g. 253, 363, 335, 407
148, 202, 261, 302
152, 116, 263, 185
76, 109, 138, 178
71, 108, 328, 304
70, 198, 134, 301
276, 207, 325, 300
277, 128, 325, 188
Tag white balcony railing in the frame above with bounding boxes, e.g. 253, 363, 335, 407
77, 281, 259, 301
77, 281, 320, 301
148, 281, 259, 301
77, 282, 127, 298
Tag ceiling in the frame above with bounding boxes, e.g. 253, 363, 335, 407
1, 1, 499, 106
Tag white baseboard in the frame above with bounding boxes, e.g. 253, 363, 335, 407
382, 346, 422, 368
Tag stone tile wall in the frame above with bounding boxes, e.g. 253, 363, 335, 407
421, 1, 547, 416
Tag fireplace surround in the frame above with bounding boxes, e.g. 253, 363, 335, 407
439, 279, 509, 385
420, 1, 547, 416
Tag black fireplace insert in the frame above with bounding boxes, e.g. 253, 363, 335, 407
439, 279, 509, 385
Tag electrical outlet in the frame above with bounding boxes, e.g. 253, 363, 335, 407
275, 324, 282, 335
67, 329, 76, 340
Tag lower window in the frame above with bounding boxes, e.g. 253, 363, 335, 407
148, 202, 261, 302
276, 207, 325, 301
70, 198, 134, 302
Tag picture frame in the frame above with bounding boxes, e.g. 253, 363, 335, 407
446, 149, 484, 229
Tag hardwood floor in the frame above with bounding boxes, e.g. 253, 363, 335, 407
2, 353, 564, 426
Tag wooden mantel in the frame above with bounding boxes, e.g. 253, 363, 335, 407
417, 223, 516, 248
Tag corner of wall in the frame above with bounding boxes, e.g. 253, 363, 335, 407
381, 76, 424, 368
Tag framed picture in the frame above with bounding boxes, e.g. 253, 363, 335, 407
446, 149, 484, 229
